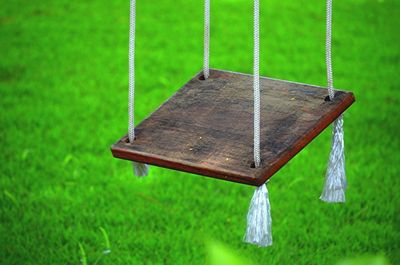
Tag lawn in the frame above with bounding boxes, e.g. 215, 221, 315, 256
0, 0, 399, 264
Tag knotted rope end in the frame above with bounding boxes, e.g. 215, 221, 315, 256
132, 162, 149, 177
320, 115, 346, 203
244, 184, 272, 247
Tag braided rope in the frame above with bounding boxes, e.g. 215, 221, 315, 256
326, 0, 334, 100
128, 0, 136, 142
253, 0, 261, 167
204, 0, 210, 79
321, 0, 347, 202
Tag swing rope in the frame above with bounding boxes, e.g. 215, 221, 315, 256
128, 0, 148, 176
203, 0, 210, 79
128, 0, 136, 143
326, 0, 334, 100
253, 0, 261, 168
320, 0, 347, 202
244, 0, 272, 248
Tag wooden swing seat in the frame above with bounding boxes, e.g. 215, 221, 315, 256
111, 69, 355, 186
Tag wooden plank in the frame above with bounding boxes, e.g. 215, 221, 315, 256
111, 69, 355, 186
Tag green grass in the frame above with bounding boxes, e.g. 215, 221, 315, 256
0, 0, 399, 264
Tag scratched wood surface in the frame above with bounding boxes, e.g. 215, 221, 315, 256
111, 69, 355, 186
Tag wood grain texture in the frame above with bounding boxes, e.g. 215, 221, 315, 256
111, 69, 355, 186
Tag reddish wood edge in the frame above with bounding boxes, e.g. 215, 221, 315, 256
111, 143, 257, 185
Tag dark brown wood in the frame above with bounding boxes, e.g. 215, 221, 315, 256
111, 69, 355, 186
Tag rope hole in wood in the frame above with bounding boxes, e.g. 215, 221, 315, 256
124, 137, 136, 144
250, 162, 256, 168
198, 74, 206, 80
325, 91, 344, 102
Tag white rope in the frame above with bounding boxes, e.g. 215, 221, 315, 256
244, 1, 271, 247
128, 0, 136, 142
321, 0, 346, 202
253, 0, 261, 168
326, 0, 334, 100
203, 0, 210, 79
128, 0, 148, 177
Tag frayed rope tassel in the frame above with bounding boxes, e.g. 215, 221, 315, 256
320, 114, 347, 203
132, 162, 149, 177
244, 183, 272, 247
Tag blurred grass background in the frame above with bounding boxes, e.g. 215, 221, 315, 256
0, 0, 399, 264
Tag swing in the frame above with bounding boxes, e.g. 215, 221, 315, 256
112, 69, 354, 186
111, 0, 355, 186
111, 0, 355, 247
